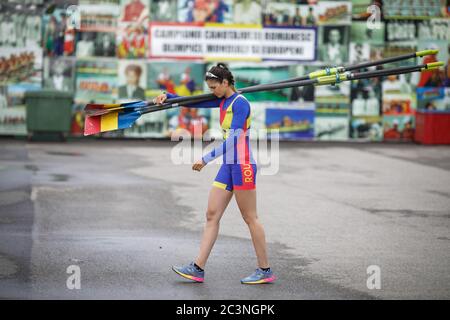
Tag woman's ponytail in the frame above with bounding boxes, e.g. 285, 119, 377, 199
205, 62, 236, 90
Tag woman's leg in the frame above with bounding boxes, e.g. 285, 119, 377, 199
234, 189, 269, 269
195, 186, 233, 269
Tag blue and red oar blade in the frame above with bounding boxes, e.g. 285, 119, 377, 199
84, 102, 121, 112
84, 100, 145, 111
84, 109, 142, 136
84, 100, 148, 116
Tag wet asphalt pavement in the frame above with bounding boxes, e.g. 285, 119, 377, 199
0, 138, 449, 299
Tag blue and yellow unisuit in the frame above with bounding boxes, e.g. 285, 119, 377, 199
167, 92, 256, 191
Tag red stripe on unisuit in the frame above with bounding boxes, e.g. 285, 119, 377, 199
238, 163, 255, 190
219, 98, 226, 126
236, 129, 250, 164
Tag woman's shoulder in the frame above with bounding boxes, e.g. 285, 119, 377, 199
232, 94, 250, 114
236, 93, 250, 104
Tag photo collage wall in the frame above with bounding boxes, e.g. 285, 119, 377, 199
0, 0, 449, 140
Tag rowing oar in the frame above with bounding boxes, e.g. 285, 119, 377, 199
133, 61, 444, 114
244, 49, 439, 87
85, 49, 438, 117
84, 61, 443, 136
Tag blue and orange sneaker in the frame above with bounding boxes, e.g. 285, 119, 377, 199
172, 262, 205, 283
241, 268, 276, 284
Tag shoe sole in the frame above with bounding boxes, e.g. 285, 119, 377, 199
172, 266, 204, 283
241, 276, 276, 285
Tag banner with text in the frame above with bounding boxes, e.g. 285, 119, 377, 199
149, 23, 317, 61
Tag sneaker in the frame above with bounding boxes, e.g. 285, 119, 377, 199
172, 262, 204, 283
241, 268, 276, 284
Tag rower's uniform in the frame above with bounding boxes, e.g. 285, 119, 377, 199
166, 92, 256, 191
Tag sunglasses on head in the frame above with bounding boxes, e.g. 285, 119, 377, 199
205, 71, 220, 79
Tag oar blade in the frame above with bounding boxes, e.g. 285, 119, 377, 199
85, 107, 124, 117
84, 103, 121, 112
84, 100, 148, 115
84, 109, 142, 136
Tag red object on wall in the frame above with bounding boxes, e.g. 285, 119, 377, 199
415, 110, 450, 145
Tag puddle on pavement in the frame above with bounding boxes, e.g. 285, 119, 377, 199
46, 151, 83, 157
51, 174, 70, 182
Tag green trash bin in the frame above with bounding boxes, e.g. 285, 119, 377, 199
25, 90, 73, 141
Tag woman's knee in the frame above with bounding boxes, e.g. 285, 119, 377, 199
241, 213, 258, 226
206, 208, 222, 222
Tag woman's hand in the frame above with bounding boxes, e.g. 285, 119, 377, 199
153, 93, 167, 105
192, 159, 206, 172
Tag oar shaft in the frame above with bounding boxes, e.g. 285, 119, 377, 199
141, 78, 319, 115
247, 49, 438, 86
140, 95, 215, 115
243, 74, 309, 87
316, 61, 443, 85
141, 61, 442, 116
349, 65, 422, 80
147, 50, 439, 108
240, 78, 317, 93
345, 52, 415, 72
345, 50, 439, 71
